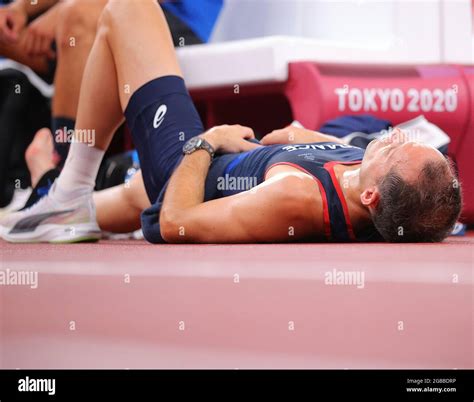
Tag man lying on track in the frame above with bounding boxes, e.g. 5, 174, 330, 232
0, 0, 462, 244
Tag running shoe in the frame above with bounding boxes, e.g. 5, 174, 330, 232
0, 185, 101, 243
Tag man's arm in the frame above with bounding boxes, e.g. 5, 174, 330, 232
11, 0, 59, 17
21, 1, 61, 58
0, 0, 58, 43
160, 126, 324, 243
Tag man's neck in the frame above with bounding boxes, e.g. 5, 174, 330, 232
335, 164, 373, 233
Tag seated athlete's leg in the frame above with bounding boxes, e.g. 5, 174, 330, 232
0, 0, 201, 243
52, 0, 108, 162
52, 17, 125, 202
25, 128, 56, 188
94, 171, 150, 233
101, 0, 182, 109
0, 9, 126, 243
100, 0, 204, 202
53, 0, 107, 120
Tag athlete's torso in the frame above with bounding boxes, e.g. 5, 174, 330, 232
205, 142, 382, 242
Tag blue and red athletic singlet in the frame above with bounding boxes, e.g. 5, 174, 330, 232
204, 142, 382, 242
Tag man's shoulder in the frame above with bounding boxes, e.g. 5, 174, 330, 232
270, 175, 323, 219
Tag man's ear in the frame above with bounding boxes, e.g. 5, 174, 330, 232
360, 187, 380, 210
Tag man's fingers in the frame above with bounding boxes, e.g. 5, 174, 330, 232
235, 125, 255, 139
1, 25, 17, 43
23, 33, 33, 55
0, 15, 7, 41
260, 135, 272, 145
33, 35, 44, 55
25, 34, 37, 55
31, 35, 46, 56
261, 132, 280, 145
10, 21, 22, 39
39, 36, 49, 56
29, 34, 39, 55
39, 36, 53, 57
261, 129, 291, 145
5, 14, 22, 42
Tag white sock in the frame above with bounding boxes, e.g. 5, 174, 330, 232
52, 143, 105, 203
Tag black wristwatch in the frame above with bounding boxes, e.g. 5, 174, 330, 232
182, 136, 215, 161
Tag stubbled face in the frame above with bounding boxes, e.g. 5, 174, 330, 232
360, 128, 446, 187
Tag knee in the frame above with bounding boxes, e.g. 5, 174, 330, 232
57, 0, 105, 49
100, 0, 131, 26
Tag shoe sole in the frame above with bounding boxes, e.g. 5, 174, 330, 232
1, 223, 101, 244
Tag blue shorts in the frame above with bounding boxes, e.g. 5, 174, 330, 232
124, 75, 205, 203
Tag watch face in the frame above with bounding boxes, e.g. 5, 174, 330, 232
183, 137, 202, 154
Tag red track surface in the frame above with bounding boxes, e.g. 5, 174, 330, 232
1, 234, 473, 369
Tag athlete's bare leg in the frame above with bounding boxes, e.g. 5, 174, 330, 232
100, 0, 182, 112
94, 171, 150, 233
24, 127, 149, 232
53, 0, 107, 120
16, 0, 178, 233
71, 0, 181, 151
0, 0, 185, 242
25, 128, 56, 187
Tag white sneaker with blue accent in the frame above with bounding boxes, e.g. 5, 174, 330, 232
0, 187, 101, 244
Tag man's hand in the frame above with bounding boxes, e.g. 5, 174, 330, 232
261, 126, 345, 145
201, 124, 262, 154
0, 4, 27, 44
22, 4, 59, 58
